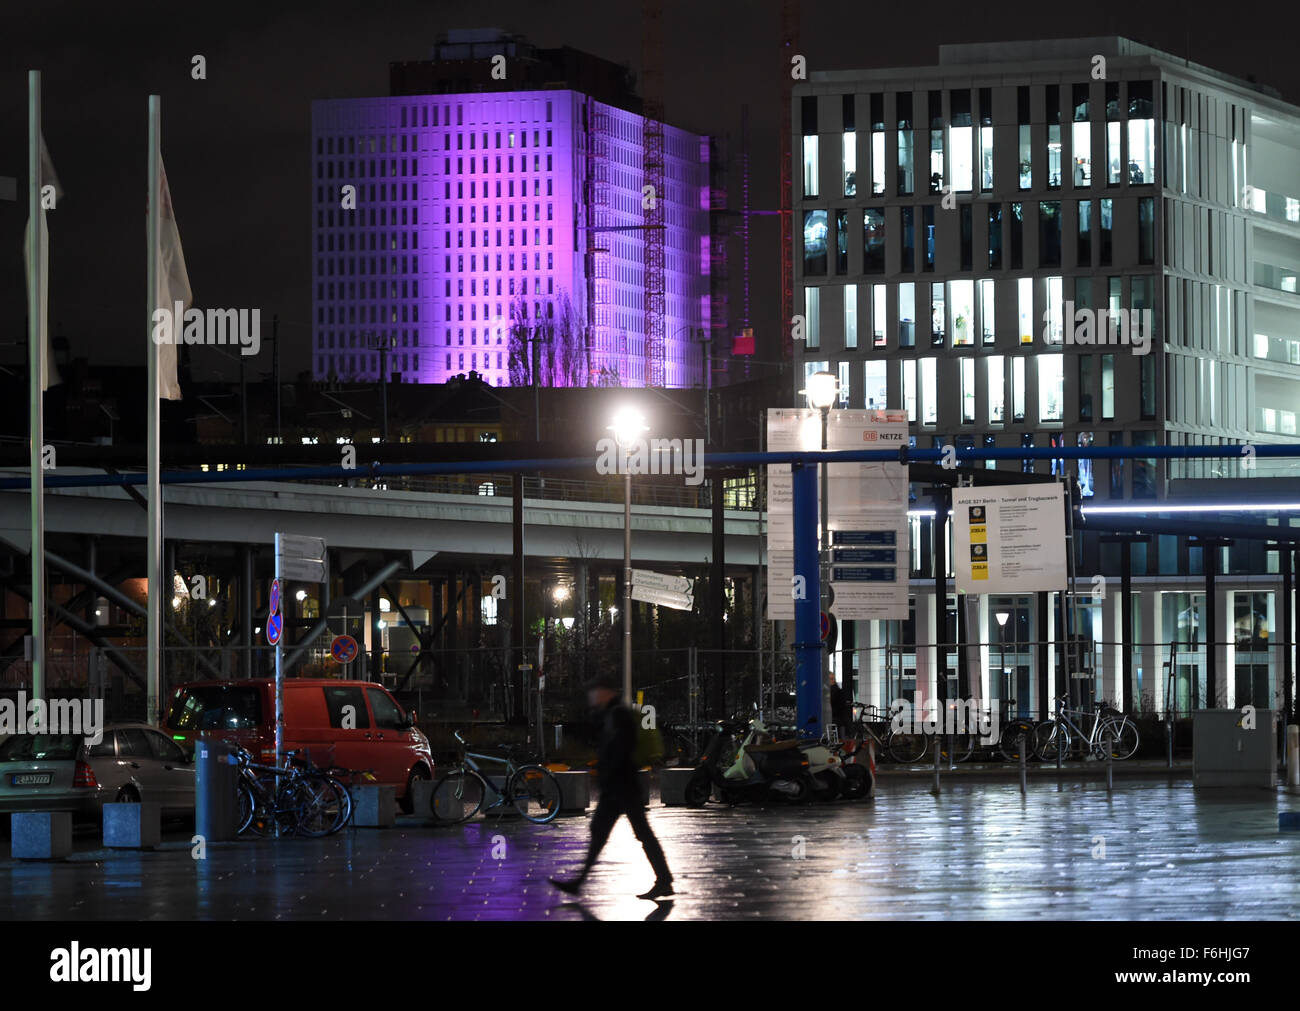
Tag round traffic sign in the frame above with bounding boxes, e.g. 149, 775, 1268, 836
330, 634, 359, 665
266, 613, 283, 646
820, 611, 830, 641
269, 579, 282, 616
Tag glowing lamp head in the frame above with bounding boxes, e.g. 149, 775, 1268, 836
995, 611, 1010, 627
800, 371, 839, 411
552, 584, 571, 603
609, 407, 648, 449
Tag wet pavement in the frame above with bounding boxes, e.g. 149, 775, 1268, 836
4, 775, 1300, 920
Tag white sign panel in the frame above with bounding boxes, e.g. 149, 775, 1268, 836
276, 533, 326, 584
631, 585, 694, 611
277, 534, 325, 562
631, 569, 692, 595
764, 408, 818, 620
826, 409, 910, 621
952, 484, 1068, 594
764, 408, 910, 621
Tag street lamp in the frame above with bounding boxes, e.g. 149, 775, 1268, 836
996, 610, 1010, 720
610, 406, 648, 702
798, 370, 839, 735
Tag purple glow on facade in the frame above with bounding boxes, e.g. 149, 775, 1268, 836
311, 91, 712, 388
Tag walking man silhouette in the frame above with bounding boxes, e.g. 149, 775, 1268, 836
550, 674, 673, 899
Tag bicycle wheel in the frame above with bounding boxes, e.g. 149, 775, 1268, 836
1033, 720, 1069, 762
430, 770, 486, 824
1097, 718, 1139, 760
939, 734, 977, 763
887, 731, 928, 764
998, 720, 1035, 763
236, 779, 258, 835
328, 778, 353, 834
507, 764, 562, 823
295, 774, 345, 838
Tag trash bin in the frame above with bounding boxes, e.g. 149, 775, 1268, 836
195, 738, 239, 842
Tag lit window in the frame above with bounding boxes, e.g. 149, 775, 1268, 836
1038, 355, 1064, 421
987, 356, 1004, 423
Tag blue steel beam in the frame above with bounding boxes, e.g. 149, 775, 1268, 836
791, 461, 822, 740
1, 443, 1299, 491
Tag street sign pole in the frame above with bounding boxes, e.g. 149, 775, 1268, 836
793, 461, 822, 740
273, 533, 283, 838
270, 527, 280, 779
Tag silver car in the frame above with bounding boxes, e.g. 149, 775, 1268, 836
0, 723, 196, 824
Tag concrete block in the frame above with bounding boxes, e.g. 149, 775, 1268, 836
659, 767, 696, 806
1280, 812, 1300, 831
103, 802, 161, 849
352, 785, 396, 828
1193, 709, 1277, 788
552, 770, 591, 812
411, 778, 438, 821
637, 769, 651, 807
11, 811, 73, 860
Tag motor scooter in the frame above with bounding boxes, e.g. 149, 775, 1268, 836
684, 718, 809, 806
732, 716, 847, 801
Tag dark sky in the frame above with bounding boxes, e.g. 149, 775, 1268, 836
3, 0, 1298, 387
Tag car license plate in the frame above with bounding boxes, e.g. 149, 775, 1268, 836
11, 773, 52, 786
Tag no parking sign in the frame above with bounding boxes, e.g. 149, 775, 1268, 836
331, 634, 359, 665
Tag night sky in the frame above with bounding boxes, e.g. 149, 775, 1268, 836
2, 0, 1297, 386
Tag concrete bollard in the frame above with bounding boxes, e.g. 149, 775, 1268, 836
103, 802, 161, 849
552, 771, 591, 813
1288, 725, 1299, 788
1019, 742, 1027, 794
637, 769, 651, 807
931, 737, 941, 795
11, 811, 73, 860
411, 778, 438, 822
1106, 745, 1114, 793
352, 785, 396, 828
659, 767, 696, 806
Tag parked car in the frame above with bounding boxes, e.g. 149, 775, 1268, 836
164, 679, 433, 812
0, 723, 196, 827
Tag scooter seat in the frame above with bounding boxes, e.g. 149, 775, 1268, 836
747, 739, 803, 753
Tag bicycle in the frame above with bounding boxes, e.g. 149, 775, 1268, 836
429, 730, 562, 824
1032, 694, 1140, 762
285, 749, 379, 835
233, 747, 344, 838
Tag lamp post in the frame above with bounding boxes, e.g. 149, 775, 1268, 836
610, 407, 648, 702
799, 371, 839, 735
996, 610, 1010, 721
366, 332, 397, 441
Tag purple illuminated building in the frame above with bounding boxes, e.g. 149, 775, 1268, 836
311, 30, 717, 388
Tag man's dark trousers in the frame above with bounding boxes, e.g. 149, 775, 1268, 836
580, 783, 672, 882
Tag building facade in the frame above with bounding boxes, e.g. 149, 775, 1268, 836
311, 33, 715, 388
792, 38, 1300, 720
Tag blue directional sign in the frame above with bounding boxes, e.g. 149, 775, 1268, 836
832, 548, 897, 564
832, 530, 896, 546
266, 613, 283, 646
832, 567, 896, 582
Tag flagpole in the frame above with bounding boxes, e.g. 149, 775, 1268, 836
146, 95, 162, 725
27, 70, 45, 711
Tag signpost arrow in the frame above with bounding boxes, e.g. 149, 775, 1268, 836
631, 569, 692, 595
630, 585, 694, 611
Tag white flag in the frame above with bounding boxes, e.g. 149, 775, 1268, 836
155, 156, 191, 401
22, 133, 62, 391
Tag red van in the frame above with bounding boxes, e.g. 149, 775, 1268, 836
164, 679, 433, 812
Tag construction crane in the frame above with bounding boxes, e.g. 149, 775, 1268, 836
642, 0, 666, 388
779, 0, 800, 364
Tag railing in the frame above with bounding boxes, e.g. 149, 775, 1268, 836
295, 469, 760, 511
